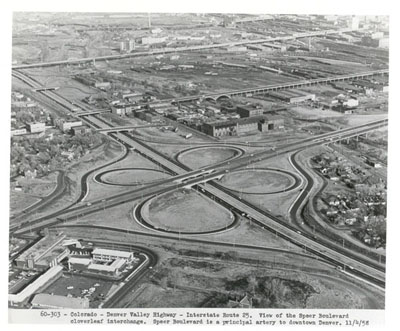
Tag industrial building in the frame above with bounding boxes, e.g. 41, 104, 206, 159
55, 119, 83, 133
26, 122, 46, 133
202, 116, 284, 137
15, 233, 68, 270
236, 105, 264, 118
268, 90, 316, 103
71, 125, 91, 136
9, 265, 63, 305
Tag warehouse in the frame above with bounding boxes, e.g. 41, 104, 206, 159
236, 105, 264, 118
268, 90, 316, 103
202, 116, 283, 137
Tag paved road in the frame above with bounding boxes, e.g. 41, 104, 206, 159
11, 69, 387, 287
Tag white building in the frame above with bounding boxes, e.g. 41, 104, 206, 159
92, 248, 134, 262
27, 122, 46, 133
141, 36, 167, 45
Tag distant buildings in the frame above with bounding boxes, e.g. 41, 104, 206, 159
236, 105, 264, 118
268, 90, 315, 103
141, 36, 167, 45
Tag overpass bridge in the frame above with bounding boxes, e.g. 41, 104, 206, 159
149, 69, 389, 105
32, 87, 59, 92
74, 109, 111, 117
96, 124, 165, 133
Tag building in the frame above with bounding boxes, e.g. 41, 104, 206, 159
141, 36, 167, 45
95, 82, 111, 89
11, 128, 27, 136
350, 16, 359, 30
111, 104, 134, 116
120, 41, 126, 52
202, 116, 283, 137
68, 257, 92, 271
268, 90, 315, 103
224, 46, 247, 52
15, 233, 68, 270
379, 38, 389, 49
26, 122, 46, 133
137, 111, 163, 123
8, 266, 63, 305
236, 105, 264, 118
59, 120, 83, 132
71, 125, 90, 136
258, 118, 284, 131
92, 248, 134, 262
128, 40, 135, 51
88, 258, 126, 276
31, 293, 90, 309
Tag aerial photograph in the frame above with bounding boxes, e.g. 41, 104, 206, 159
8, 12, 388, 311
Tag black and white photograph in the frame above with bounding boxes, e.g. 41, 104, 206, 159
3, 0, 398, 327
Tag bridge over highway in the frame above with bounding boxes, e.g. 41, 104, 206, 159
148, 69, 389, 105
74, 109, 111, 116
96, 124, 166, 133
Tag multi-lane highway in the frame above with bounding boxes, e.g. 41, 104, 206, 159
11, 68, 387, 289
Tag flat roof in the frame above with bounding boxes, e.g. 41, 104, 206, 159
69, 257, 92, 265
17, 234, 66, 262
92, 248, 133, 259
31, 293, 89, 309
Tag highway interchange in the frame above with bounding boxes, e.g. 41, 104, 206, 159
11, 61, 388, 306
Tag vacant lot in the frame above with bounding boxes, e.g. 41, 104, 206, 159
130, 256, 384, 309
177, 147, 239, 169
144, 188, 233, 233
220, 169, 295, 194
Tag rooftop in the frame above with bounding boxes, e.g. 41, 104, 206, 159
31, 293, 89, 309
92, 248, 133, 259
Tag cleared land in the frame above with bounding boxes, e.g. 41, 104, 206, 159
177, 147, 238, 169
144, 188, 233, 233
220, 169, 295, 194
100, 169, 170, 186
129, 255, 384, 309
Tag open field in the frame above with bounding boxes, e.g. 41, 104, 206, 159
144, 189, 233, 233
100, 168, 170, 186
220, 168, 295, 194
129, 254, 384, 309
177, 147, 239, 169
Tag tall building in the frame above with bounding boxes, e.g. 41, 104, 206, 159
120, 41, 126, 52
351, 16, 359, 30
128, 40, 135, 52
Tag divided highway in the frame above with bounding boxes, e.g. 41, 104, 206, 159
11, 69, 387, 288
